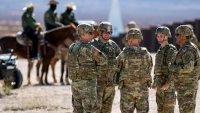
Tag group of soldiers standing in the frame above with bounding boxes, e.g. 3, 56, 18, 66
153, 25, 200, 113
21, 0, 78, 58
68, 21, 200, 113
20, 0, 200, 113
68, 22, 121, 113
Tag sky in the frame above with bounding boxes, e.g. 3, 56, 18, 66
0, 0, 200, 28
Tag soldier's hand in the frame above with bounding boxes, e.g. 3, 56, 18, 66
161, 84, 169, 91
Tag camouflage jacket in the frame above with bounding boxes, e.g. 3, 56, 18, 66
170, 41, 200, 89
91, 38, 121, 68
68, 41, 107, 81
153, 44, 177, 87
116, 46, 153, 86
171, 41, 200, 77
22, 11, 37, 31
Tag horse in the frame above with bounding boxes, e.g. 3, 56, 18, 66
36, 37, 74, 85
48, 41, 72, 85
0, 24, 76, 85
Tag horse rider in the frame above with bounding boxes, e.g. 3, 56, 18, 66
22, 3, 42, 59
60, 2, 78, 26
44, 0, 63, 31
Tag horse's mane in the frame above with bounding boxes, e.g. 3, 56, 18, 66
44, 24, 76, 35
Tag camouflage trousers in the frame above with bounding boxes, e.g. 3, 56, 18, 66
176, 87, 197, 113
175, 77, 198, 113
96, 79, 115, 113
156, 87, 176, 113
71, 79, 98, 113
120, 84, 149, 113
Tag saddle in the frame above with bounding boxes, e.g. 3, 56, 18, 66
16, 31, 45, 46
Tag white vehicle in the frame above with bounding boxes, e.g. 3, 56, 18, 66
0, 49, 23, 89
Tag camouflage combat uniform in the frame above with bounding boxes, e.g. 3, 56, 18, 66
68, 23, 107, 113
68, 41, 107, 113
172, 41, 200, 113
153, 26, 177, 113
170, 25, 200, 113
115, 28, 152, 113
91, 38, 121, 113
117, 46, 152, 113
153, 44, 177, 113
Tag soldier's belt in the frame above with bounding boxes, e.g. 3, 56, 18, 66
122, 79, 146, 84
123, 81, 146, 87
70, 75, 96, 81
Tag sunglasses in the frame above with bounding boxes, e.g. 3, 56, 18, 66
175, 33, 180, 37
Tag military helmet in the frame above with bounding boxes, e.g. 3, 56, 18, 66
175, 24, 194, 38
155, 26, 171, 37
126, 28, 143, 40
127, 21, 137, 29
49, 0, 58, 5
77, 23, 94, 35
98, 22, 112, 33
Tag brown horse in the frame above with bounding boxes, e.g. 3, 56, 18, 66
48, 41, 72, 85
37, 38, 73, 85
0, 24, 76, 85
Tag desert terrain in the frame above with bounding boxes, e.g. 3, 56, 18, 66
0, 54, 200, 113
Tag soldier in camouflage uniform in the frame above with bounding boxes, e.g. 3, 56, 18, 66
68, 23, 107, 113
170, 25, 200, 113
60, 2, 78, 26
91, 22, 121, 113
122, 21, 138, 47
44, 0, 63, 30
152, 26, 177, 113
116, 28, 153, 113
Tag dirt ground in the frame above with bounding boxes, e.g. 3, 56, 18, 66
1, 54, 200, 113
